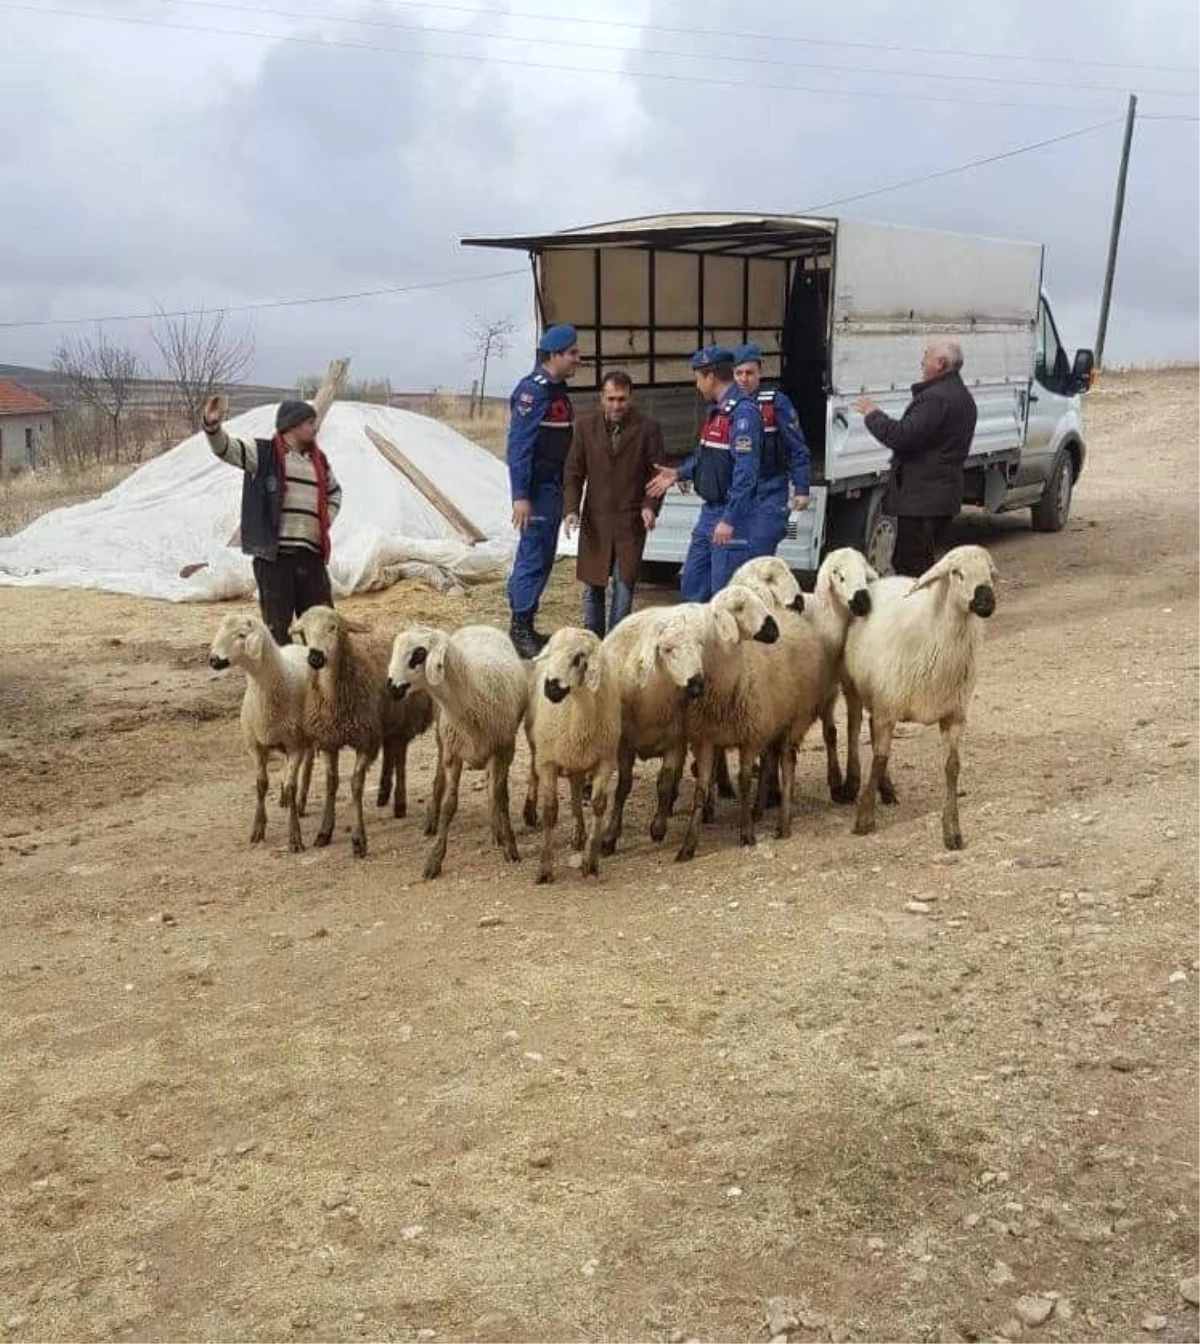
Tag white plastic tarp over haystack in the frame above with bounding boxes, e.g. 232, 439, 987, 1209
0, 402, 567, 601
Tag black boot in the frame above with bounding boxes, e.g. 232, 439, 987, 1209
509, 612, 545, 660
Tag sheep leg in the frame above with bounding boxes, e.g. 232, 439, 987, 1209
568, 773, 587, 851
535, 763, 559, 884
650, 744, 683, 842
315, 749, 339, 847
491, 742, 521, 862
853, 718, 893, 837
870, 716, 900, 804
282, 748, 305, 853
423, 754, 463, 880
676, 741, 714, 863
602, 742, 635, 856
737, 747, 758, 848
297, 746, 314, 817
376, 739, 394, 809
821, 700, 845, 801
522, 737, 539, 830
582, 764, 611, 878
940, 716, 965, 851
836, 690, 864, 805
777, 735, 798, 840
250, 745, 269, 844
350, 748, 376, 858
392, 740, 409, 819
424, 743, 446, 838
714, 749, 735, 800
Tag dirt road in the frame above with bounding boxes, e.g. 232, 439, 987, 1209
1, 369, 1197, 1343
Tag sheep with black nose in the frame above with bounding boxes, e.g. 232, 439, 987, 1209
521, 628, 621, 884
208, 612, 314, 852
841, 544, 999, 849
291, 606, 433, 857
387, 623, 528, 881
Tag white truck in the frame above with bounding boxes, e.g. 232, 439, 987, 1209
464, 213, 1094, 573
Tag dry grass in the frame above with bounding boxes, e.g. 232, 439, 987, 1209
430, 401, 508, 458
0, 462, 136, 536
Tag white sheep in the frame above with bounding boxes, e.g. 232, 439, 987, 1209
841, 544, 998, 849
209, 612, 314, 852
291, 607, 434, 858
674, 584, 787, 861
737, 550, 879, 811
521, 628, 621, 884
598, 604, 710, 856
387, 623, 528, 881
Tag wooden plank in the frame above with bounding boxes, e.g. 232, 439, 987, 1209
363, 424, 487, 545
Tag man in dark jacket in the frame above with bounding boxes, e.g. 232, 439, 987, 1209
855, 338, 978, 578
562, 370, 665, 637
203, 393, 342, 645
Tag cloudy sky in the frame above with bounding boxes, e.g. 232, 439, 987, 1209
0, 0, 1196, 393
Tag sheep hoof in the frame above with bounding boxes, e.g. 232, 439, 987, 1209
581, 859, 599, 878
600, 836, 617, 857
289, 837, 305, 854
314, 831, 333, 848
523, 801, 538, 829
376, 790, 390, 809
423, 822, 437, 838
852, 815, 876, 837
393, 802, 406, 819
536, 869, 554, 885
249, 825, 265, 845
504, 844, 521, 863
423, 857, 443, 881
879, 782, 899, 805
943, 830, 964, 851
352, 833, 368, 859
740, 832, 757, 848
832, 783, 859, 806
649, 817, 667, 843
674, 846, 695, 864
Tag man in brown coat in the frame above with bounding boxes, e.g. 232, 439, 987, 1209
563, 371, 665, 637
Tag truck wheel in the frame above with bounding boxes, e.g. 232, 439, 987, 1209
1030, 450, 1073, 533
826, 486, 895, 575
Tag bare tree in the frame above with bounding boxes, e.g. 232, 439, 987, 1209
52, 329, 143, 462
152, 305, 255, 431
466, 315, 515, 417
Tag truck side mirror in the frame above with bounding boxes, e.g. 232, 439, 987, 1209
1071, 348, 1095, 393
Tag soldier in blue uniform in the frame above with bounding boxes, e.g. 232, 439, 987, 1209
647, 345, 763, 602
732, 342, 811, 560
505, 322, 580, 658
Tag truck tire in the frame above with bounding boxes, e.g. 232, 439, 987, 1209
1030, 450, 1073, 533
826, 486, 896, 575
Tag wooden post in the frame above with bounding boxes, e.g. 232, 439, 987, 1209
364, 424, 486, 544
1095, 95, 1137, 368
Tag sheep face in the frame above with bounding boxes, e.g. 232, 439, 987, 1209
817, 547, 879, 618
635, 611, 706, 700
910, 544, 998, 619
539, 628, 604, 702
290, 606, 347, 674
732, 556, 805, 614
388, 624, 446, 700
710, 584, 779, 647
209, 613, 267, 670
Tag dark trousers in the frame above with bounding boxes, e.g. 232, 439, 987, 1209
253, 550, 333, 646
892, 514, 952, 579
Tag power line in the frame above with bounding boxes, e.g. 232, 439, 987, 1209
802, 118, 1124, 211
0, 268, 527, 331
0, 1, 1163, 115
145, 0, 1200, 76
120, 0, 1199, 99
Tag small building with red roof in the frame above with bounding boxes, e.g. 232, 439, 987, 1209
0, 378, 53, 471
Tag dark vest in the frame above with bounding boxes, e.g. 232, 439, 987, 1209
756, 390, 787, 480
239, 438, 286, 562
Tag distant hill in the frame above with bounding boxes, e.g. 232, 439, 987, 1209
0, 364, 297, 415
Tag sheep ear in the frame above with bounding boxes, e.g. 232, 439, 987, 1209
863, 561, 880, 584
909, 553, 955, 594
583, 652, 603, 694
713, 607, 739, 647
425, 642, 447, 686
245, 629, 264, 661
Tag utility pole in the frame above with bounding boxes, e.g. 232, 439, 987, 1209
1095, 93, 1137, 367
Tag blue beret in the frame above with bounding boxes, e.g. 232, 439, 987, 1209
538, 323, 578, 354
733, 343, 764, 366
691, 343, 734, 371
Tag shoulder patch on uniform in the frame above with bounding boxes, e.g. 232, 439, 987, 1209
733, 436, 753, 453
532, 373, 548, 385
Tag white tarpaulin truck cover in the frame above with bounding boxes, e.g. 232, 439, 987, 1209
0, 402, 569, 602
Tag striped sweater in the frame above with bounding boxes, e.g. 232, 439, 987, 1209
208, 427, 342, 556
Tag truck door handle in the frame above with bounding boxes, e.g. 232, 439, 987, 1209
833, 409, 848, 428
1028, 393, 1039, 403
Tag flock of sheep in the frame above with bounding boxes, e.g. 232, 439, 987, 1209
207, 543, 999, 882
